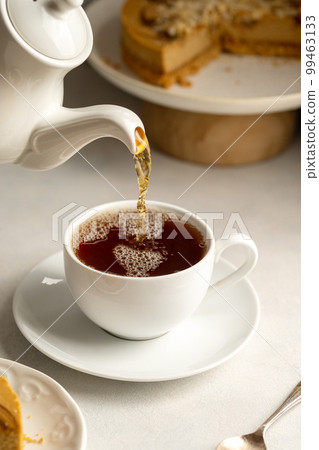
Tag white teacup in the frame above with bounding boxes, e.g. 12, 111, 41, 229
64, 200, 258, 340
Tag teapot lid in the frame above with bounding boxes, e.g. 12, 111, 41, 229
7, 0, 90, 60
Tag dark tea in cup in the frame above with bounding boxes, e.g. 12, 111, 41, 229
73, 210, 207, 277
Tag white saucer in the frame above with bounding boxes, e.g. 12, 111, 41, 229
13, 252, 260, 382
0, 358, 86, 449
86, 0, 300, 115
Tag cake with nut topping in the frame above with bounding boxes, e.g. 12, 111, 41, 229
121, 0, 301, 87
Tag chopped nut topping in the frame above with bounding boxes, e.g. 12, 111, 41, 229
140, 0, 301, 38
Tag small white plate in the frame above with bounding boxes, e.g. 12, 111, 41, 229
13, 252, 260, 382
86, 0, 300, 114
0, 358, 86, 449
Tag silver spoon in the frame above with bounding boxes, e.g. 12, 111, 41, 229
216, 381, 301, 450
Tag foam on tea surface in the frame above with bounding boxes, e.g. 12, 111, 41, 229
113, 245, 165, 277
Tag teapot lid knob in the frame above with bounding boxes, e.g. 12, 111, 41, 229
7, 0, 92, 60
52, 0, 83, 15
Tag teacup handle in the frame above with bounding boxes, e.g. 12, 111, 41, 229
213, 234, 258, 290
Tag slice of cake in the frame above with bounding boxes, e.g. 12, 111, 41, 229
121, 0, 222, 87
220, 0, 301, 57
121, 0, 301, 87
0, 377, 23, 450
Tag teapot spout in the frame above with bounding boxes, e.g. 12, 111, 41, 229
16, 105, 144, 170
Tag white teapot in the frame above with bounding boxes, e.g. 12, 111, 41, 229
0, 0, 143, 170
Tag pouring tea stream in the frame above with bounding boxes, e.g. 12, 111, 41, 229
0, 0, 144, 169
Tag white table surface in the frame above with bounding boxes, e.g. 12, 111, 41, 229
0, 62, 300, 449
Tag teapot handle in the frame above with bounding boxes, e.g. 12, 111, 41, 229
16, 105, 144, 170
